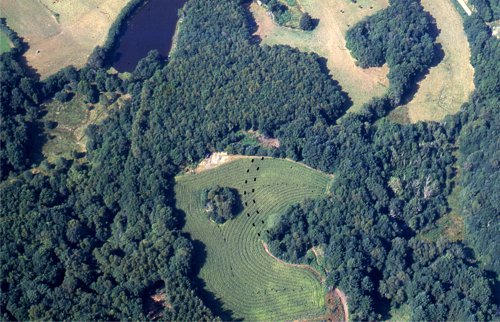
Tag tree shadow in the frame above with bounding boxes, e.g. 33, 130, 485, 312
186, 236, 240, 321
399, 14, 445, 106
316, 56, 353, 115
28, 118, 48, 166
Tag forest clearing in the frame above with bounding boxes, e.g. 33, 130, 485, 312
0, 0, 129, 78
175, 157, 333, 320
250, 0, 389, 110
392, 0, 475, 122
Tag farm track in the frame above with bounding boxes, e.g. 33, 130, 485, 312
176, 158, 331, 320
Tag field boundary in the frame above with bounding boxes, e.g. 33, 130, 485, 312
261, 241, 325, 283
187, 152, 335, 178
335, 288, 349, 322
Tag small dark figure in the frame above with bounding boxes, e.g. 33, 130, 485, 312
256, 167, 260, 171
258, 233, 261, 236
252, 223, 255, 227
256, 210, 260, 214
247, 169, 250, 173
247, 213, 250, 217
252, 189, 255, 192
245, 180, 248, 184
254, 178, 256, 181
245, 202, 248, 206
261, 157, 264, 160
261, 220, 264, 224
253, 199, 256, 203
251, 159, 254, 163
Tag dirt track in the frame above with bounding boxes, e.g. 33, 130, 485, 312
335, 288, 349, 322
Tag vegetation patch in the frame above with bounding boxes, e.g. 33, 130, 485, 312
250, 0, 389, 110
175, 157, 333, 320
203, 185, 242, 224
42, 91, 128, 162
0, 0, 130, 78
258, 0, 311, 29
390, 0, 475, 123
0, 29, 12, 54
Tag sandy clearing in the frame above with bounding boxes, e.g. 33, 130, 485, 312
395, 0, 475, 123
250, 0, 389, 110
0, 0, 129, 78
193, 152, 252, 173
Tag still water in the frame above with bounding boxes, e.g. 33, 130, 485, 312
112, 0, 186, 72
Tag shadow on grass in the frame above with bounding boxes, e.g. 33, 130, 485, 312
400, 13, 445, 106
186, 236, 240, 321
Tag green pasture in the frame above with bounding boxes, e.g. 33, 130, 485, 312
0, 30, 12, 54
175, 158, 333, 320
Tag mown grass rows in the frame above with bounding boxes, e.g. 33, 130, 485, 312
175, 158, 332, 320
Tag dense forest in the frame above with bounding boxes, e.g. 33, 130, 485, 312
1, 0, 498, 320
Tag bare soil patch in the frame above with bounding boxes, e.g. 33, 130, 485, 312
487, 20, 500, 39
247, 130, 280, 148
0, 0, 130, 78
250, 0, 389, 110
392, 0, 475, 123
193, 152, 250, 174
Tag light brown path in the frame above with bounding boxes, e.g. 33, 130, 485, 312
335, 288, 349, 322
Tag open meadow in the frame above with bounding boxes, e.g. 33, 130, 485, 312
41, 91, 129, 162
0, 0, 130, 78
250, 0, 389, 110
0, 29, 12, 53
175, 157, 334, 320
391, 0, 475, 123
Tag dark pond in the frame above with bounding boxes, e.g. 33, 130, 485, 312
112, 0, 186, 72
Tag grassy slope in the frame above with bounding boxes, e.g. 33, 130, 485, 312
0, 0, 129, 78
250, 0, 389, 110
0, 30, 12, 54
390, 0, 474, 123
175, 158, 333, 320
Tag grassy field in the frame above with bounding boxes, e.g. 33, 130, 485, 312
390, 0, 475, 123
250, 0, 389, 110
42, 92, 129, 162
0, 29, 12, 53
0, 0, 130, 78
175, 157, 333, 320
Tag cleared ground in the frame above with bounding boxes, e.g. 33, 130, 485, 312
391, 0, 475, 123
250, 0, 389, 110
0, 0, 130, 78
42, 92, 129, 162
175, 157, 333, 320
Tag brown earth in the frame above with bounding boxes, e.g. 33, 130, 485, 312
0, 0, 130, 78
